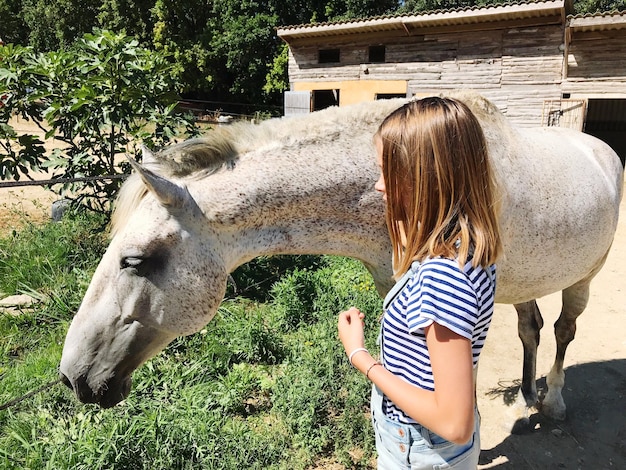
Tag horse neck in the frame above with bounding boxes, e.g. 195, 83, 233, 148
190, 141, 391, 274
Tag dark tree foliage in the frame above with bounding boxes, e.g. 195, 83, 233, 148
20, 0, 102, 51
0, 0, 28, 45
97, 0, 156, 44
1, 0, 624, 114
573, 0, 626, 13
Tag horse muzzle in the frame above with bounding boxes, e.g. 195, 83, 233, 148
59, 370, 132, 408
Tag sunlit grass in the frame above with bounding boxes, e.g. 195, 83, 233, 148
0, 212, 382, 469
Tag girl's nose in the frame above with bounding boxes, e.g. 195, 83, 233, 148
375, 175, 386, 197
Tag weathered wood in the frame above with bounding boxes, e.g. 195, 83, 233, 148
284, 8, 626, 128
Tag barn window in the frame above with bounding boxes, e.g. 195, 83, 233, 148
313, 89, 339, 111
376, 93, 406, 100
369, 45, 386, 63
319, 48, 340, 64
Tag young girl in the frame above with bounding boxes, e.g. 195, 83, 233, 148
338, 96, 502, 469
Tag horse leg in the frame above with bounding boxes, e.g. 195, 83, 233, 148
542, 251, 610, 421
510, 300, 544, 431
541, 279, 590, 420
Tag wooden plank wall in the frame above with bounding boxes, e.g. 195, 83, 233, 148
563, 33, 626, 96
287, 25, 565, 127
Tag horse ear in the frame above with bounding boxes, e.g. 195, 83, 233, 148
126, 155, 188, 209
141, 145, 158, 166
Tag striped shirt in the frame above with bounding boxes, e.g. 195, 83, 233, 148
381, 258, 496, 423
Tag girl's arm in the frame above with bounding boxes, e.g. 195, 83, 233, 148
338, 307, 475, 444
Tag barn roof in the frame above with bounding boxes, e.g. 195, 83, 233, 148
277, 1, 568, 44
567, 10, 626, 34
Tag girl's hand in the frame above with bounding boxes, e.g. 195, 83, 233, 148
337, 307, 366, 357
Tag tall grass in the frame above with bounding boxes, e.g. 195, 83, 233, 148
0, 212, 382, 469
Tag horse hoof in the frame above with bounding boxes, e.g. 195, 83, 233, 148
539, 401, 567, 421
540, 389, 567, 421
503, 389, 540, 433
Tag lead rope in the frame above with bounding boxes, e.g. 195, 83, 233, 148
0, 379, 62, 411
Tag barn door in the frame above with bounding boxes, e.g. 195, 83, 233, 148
284, 91, 311, 116
542, 99, 587, 131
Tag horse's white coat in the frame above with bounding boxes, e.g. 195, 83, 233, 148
60, 92, 623, 419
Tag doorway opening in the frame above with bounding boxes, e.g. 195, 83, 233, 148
312, 90, 339, 111
585, 99, 626, 166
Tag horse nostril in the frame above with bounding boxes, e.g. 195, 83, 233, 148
59, 372, 73, 390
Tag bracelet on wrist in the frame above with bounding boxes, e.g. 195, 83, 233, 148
348, 347, 368, 366
365, 361, 381, 380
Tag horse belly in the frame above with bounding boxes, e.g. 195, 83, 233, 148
493, 130, 622, 304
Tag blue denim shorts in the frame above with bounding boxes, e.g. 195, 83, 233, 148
370, 385, 480, 470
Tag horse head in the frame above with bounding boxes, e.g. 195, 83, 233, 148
59, 154, 230, 407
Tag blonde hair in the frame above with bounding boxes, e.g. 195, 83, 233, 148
375, 97, 502, 278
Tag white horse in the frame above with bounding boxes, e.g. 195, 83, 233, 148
59, 91, 623, 429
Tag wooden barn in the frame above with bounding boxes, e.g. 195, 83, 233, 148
277, 0, 626, 162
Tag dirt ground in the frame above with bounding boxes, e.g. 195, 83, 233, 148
0, 185, 55, 235
0, 127, 624, 467
0, 117, 57, 236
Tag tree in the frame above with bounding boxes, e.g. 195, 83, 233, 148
97, 0, 157, 45
20, 0, 101, 51
573, 0, 626, 13
97, 0, 155, 46
152, 0, 220, 96
264, 43, 289, 96
0, 43, 47, 181
6, 0, 624, 123
0, 30, 198, 213
0, 0, 28, 45
210, 1, 280, 107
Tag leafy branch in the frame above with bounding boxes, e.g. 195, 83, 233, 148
0, 30, 200, 214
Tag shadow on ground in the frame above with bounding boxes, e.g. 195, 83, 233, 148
479, 359, 626, 469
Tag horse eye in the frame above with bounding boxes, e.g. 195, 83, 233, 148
121, 255, 165, 277
121, 257, 144, 270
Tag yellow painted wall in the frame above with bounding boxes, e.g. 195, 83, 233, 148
293, 80, 407, 106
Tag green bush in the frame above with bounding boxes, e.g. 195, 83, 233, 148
0, 215, 383, 469
269, 257, 381, 465
227, 255, 323, 302
271, 256, 382, 331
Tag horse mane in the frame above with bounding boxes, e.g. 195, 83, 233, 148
110, 100, 403, 236
152, 135, 239, 177
144, 90, 505, 179
110, 91, 510, 237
